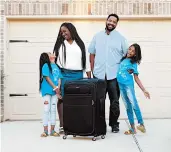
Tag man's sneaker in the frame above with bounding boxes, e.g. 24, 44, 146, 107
59, 127, 64, 134
112, 122, 120, 133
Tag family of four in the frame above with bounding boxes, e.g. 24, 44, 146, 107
39, 14, 150, 137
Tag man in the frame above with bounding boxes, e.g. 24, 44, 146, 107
88, 14, 129, 133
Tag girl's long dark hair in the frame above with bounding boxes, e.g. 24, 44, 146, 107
121, 43, 142, 64
53, 22, 86, 70
39, 53, 52, 90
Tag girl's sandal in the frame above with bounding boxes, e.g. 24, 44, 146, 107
137, 125, 146, 133
124, 128, 136, 135
41, 131, 48, 137
50, 130, 60, 137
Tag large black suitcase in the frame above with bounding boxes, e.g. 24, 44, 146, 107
62, 78, 107, 141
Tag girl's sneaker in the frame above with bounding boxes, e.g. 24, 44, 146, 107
50, 130, 60, 137
137, 125, 146, 133
41, 131, 48, 137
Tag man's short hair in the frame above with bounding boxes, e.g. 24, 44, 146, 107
107, 14, 119, 22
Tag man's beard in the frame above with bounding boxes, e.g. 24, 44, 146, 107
106, 24, 115, 32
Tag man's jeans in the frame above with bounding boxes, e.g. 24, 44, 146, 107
119, 83, 144, 125
106, 78, 120, 127
93, 76, 120, 127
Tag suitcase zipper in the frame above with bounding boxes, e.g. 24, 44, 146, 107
92, 100, 94, 105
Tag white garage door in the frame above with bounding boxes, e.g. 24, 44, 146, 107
6, 19, 171, 120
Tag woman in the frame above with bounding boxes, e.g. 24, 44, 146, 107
53, 22, 91, 133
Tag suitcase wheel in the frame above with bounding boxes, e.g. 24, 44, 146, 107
101, 135, 105, 139
63, 135, 67, 140
92, 137, 96, 141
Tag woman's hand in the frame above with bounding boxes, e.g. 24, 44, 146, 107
55, 87, 60, 94
86, 71, 91, 78
57, 93, 62, 99
55, 88, 62, 99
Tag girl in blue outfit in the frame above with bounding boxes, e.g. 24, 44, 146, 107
117, 43, 150, 135
39, 52, 62, 137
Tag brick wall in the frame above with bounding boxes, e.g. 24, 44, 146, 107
0, 1, 5, 122
0, 0, 171, 122
3, 0, 171, 16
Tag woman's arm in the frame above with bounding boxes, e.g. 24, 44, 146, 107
85, 49, 92, 78
134, 74, 150, 99
90, 54, 95, 72
58, 78, 61, 89
56, 78, 62, 99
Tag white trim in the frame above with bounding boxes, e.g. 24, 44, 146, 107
4, 18, 10, 121
5, 15, 171, 20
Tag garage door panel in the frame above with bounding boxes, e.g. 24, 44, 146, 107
11, 98, 38, 115
118, 22, 156, 37
141, 45, 156, 62
119, 21, 171, 41
139, 101, 171, 118
9, 44, 39, 63
9, 21, 61, 39
134, 92, 171, 118
155, 45, 171, 62
10, 63, 37, 73
9, 44, 54, 63
10, 97, 42, 119
137, 64, 155, 87
9, 73, 38, 93
154, 97, 171, 117
156, 63, 171, 71
155, 72, 171, 87
156, 88, 171, 97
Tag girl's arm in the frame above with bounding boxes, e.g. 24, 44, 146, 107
134, 74, 150, 99
45, 76, 62, 99
45, 76, 56, 89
